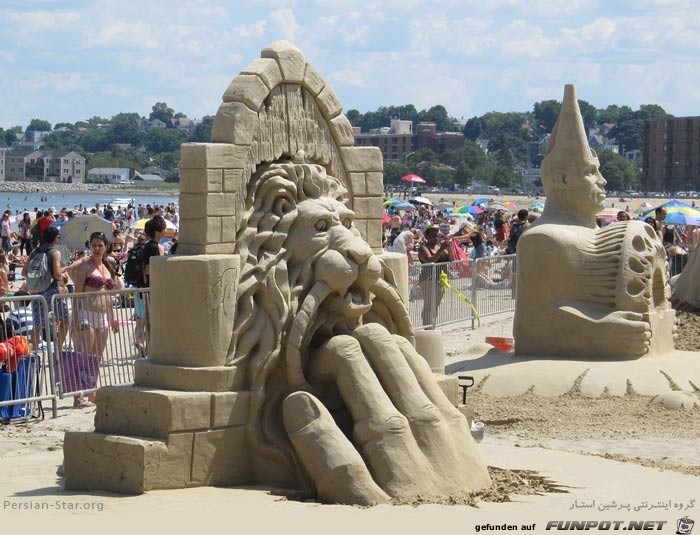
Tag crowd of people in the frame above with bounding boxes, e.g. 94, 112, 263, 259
383, 196, 699, 326
0, 202, 177, 408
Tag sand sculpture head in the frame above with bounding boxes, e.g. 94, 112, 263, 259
541, 85, 607, 224
514, 84, 676, 359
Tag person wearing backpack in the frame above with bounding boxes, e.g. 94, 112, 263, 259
21, 226, 68, 352
506, 209, 530, 255
132, 215, 167, 357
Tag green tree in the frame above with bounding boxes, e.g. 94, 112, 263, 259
53, 122, 75, 131
144, 128, 187, 153
149, 102, 175, 125
577, 99, 598, 135
189, 116, 213, 142
26, 118, 52, 132
108, 112, 143, 145
532, 100, 561, 133
382, 162, 410, 185
598, 149, 639, 191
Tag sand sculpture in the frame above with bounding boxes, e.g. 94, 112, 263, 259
514, 85, 675, 358
63, 41, 490, 504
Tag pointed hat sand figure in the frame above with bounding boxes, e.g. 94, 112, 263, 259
540, 84, 607, 227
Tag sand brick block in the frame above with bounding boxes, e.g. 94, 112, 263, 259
211, 101, 259, 145
192, 427, 250, 485
178, 217, 222, 245
222, 74, 268, 111
179, 168, 223, 194
303, 63, 326, 95
212, 392, 250, 428
134, 360, 246, 392
316, 85, 342, 120
436, 375, 460, 406
329, 114, 355, 147
179, 192, 238, 219
349, 172, 366, 196
340, 146, 383, 172
94, 387, 212, 438
181, 143, 249, 170
223, 169, 246, 193
354, 219, 368, 243
262, 41, 305, 83
241, 57, 283, 89
63, 432, 193, 493
352, 197, 383, 219
367, 219, 383, 250
177, 243, 236, 255
366, 171, 384, 196
221, 215, 239, 243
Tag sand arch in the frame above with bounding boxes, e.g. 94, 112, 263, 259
178, 40, 384, 257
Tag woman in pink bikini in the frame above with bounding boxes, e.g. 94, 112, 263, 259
67, 232, 122, 406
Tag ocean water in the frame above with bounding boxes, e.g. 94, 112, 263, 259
1, 190, 179, 216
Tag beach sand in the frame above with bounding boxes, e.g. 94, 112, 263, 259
1, 308, 698, 534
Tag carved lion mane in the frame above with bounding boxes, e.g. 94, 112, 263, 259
229, 153, 412, 487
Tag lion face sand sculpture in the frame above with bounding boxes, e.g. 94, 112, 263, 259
63, 41, 490, 506
230, 153, 490, 504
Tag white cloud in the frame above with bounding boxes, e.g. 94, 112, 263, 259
232, 20, 267, 40
5, 10, 80, 29
268, 8, 299, 42
0, 50, 15, 62
499, 20, 557, 58
91, 20, 162, 49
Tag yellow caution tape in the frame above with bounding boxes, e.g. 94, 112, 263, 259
439, 271, 481, 326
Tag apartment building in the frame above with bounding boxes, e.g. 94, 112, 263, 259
642, 117, 700, 192
4, 148, 85, 183
354, 119, 465, 162
0, 148, 6, 181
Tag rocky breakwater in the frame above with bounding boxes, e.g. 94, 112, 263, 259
0, 181, 101, 194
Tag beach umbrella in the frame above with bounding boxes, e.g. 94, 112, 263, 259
487, 201, 508, 212
383, 199, 400, 206
393, 202, 417, 210
401, 173, 426, 184
59, 215, 114, 251
471, 198, 489, 206
504, 201, 519, 211
131, 217, 178, 237
382, 213, 391, 224
443, 206, 454, 213
664, 212, 700, 226
457, 205, 483, 215
641, 200, 700, 219
638, 201, 653, 210
409, 196, 433, 206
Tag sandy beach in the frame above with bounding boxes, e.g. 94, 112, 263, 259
1, 308, 698, 534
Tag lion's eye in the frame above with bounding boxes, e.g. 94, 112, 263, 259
314, 220, 330, 232
342, 218, 353, 229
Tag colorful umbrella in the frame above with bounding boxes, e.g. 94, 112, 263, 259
638, 201, 653, 210
457, 205, 483, 215
383, 199, 400, 206
471, 198, 489, 206
641, 200, 700, 220
487, 201, 508, 212
382, 213, 391, 224
401, 173, 426, 184
393, 202, 416, 210
664, 212, 700, 226
504, 201, 519, 210
131, 217, 178, 237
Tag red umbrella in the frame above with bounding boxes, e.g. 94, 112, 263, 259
382, 213, 391, 224
401, 173, 426, 184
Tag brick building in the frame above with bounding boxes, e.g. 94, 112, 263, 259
642, 117, 700, 192
354, 119, 464, 163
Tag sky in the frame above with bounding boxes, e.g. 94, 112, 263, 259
1, 0, 700, 130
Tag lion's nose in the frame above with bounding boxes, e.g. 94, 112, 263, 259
345, 240, 372, 266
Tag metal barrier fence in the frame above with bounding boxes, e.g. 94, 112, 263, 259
0, 287, 150, 422
409, 254, 517, 330
50, 288, 150, 402
0, 294, 57, 421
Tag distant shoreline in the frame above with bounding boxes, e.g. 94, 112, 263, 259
0, 181, 179, 197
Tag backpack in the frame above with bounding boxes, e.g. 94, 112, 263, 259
507, 221, 525, 253
124, 243, 145, 286
26, 247, 55, 293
